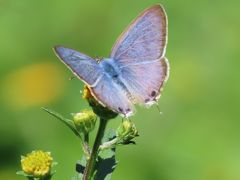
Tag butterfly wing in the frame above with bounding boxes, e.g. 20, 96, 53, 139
54, 46, 102, 87
54, 46, 133, 116
90, 73, 134, 117
110, 5, 169, 105
54, 5, 169, 116
120, 57, 169, 105
110, 4, 167, 62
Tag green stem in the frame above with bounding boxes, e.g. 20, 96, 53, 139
83, 118, 108, 180
82, 133, 90, 158
84, 133, 89, 143
99, 137, 119, 150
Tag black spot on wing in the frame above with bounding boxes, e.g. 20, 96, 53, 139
118, 107, 123, 113
145, 98, 150, 103
126, 108, 131, 113
151, 91, 156, 97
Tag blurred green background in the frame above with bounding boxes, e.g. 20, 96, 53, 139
0, 0, 239, 179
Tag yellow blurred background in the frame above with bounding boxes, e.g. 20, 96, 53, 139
0, 0, 239, 179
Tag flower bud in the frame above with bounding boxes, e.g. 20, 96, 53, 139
116, 120, 139, 142
20, 150, 53, 178
73, 109, 97, 134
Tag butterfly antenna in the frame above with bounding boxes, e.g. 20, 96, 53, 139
155, 103, 163, 115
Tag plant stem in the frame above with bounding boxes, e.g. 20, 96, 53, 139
82, 133, 90, 158
99, 137, 119, 150
83, 118, 108, 180
84, 133, 89, 144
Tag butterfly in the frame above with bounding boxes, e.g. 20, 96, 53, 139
54, 4, 169, 117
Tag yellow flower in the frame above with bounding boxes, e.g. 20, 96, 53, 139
21, 150, 53, 177
82, 85, 93, 100
82, 85, 100, 107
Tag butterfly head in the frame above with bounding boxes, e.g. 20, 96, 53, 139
95, 56, 103, 63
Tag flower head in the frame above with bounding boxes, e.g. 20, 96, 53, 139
21, 150, 53, 177
73, 109, 97, 134
82, 85, 94, 100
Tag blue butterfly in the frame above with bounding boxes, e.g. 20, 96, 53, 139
54, 4, 169, 117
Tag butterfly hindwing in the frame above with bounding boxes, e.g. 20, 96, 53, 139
120, 57, 169, 105
90, 73, 134, 116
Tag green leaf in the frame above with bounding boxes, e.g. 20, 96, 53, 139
74, 156, 87, 179
71, 173, 83, 180
93, 130, 117, 180
118, 140, 137, 146
94, 148, 117, 180
98, 148, 115, 159
102, 129, 116, 143
42, 107, 80, 137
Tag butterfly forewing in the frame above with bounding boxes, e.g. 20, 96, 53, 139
110, 5, 167, 62
54, 46, 102, 87
110, 5, 169, 106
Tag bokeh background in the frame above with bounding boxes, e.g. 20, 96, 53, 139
0, 0, 239, 179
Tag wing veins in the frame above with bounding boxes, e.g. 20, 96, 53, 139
119, 59, 160, 68
114, 23, 156, 59
89, 75, 103, 88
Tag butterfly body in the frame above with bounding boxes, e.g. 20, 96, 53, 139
54, 5, 169, 117
99, 58, 120, 79
100, 59, 131, 99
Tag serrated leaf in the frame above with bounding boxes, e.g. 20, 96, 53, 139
102, 129, 116, 143
42, 107, 80, 137
98, 148, 115, 159
94, 148, 117, 180
74, 155, 87, 179
119, 140, 137, 145
71, 173, 83, 180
